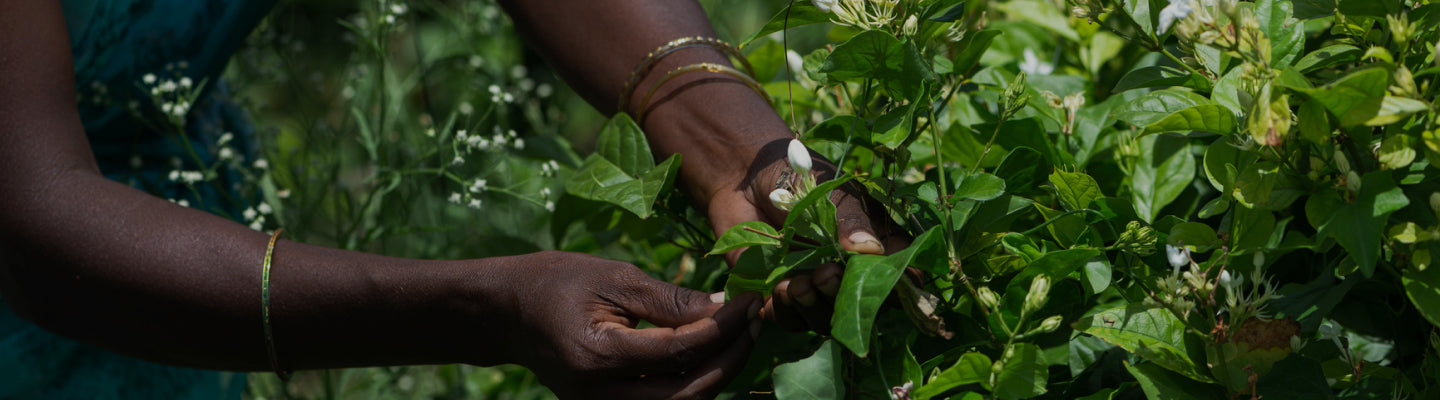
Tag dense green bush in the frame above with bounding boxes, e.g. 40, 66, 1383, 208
217, 0, 1440, 398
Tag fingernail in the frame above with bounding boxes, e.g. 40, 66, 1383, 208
749, 320, 762, 339
710, 292, 726, 304
848, 231, 885, 254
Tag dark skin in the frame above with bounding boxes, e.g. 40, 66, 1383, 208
0, 0, 905, 398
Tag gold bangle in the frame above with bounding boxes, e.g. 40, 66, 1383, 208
618, 37, 757, 111
261, 228, 292, 381
635, 62, 773, 123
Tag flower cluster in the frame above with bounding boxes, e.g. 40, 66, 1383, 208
769, 139, 818, 211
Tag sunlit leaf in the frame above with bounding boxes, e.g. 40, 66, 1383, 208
709, 221, 783, 256
1141, 104, 1237, 136
915, 352, 991, 400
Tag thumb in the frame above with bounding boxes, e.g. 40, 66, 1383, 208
832, 188, 885, 255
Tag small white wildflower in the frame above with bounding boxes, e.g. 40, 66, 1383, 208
452, 155, 465, 166
510, 65, 528, 79
254, 159, 269, 169
470, 179, 487, 194
492, 134, 508, 146
488, 84, 502, 94
501, 93, 514, 103
449, 192, 463, 204
519, 78, 535, 92
385, 15, 396, 24
341, 86, 356, 100
545, 201, 556, 212
787, 139, 813, 174
160, 80, 178, 92
218, 147, 234, 161
540, 187, 552, 199
390, 4, 408, 15
468, 199, 483, 209
258, 203, 273, 215
250, 217, 265, 231
536, 83, 554, 98
426, 128, 436, 137
218, 132, 234, 146
769, 188, 798, 211
1158, 0, 1194, 34
1019, 48, 1054, 76
813, 0, 836, 13
468, 55, 484, 68
1166, 244, 1190, 271
243, 207, 258, 221
513, 138, 525, 150
180, 77, 193, 88
277, 189, 291, 199
142, 74, 157, 85
456, 130, 468, 141
459, 102, 474, 115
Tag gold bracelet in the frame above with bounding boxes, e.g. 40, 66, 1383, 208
261, 228, 292, 381
618, 37, 757, 111
635, 62, 773, 123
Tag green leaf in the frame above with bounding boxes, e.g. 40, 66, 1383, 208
1168, 222, 1221, 252
996, 0, 1078, 42
1050, 170, 1104, 210
596, 113, 655, 176
954, 173, 1007, 202
1291, 68, 1389, 128
1255, 355, 1336, 399
1005, 249, 1102, 295
1231, 161, 1303, 211
1121, 0, 1158, 37
1130, 135, 1196, 222
821, 30, 898, 82
994, 343, 1049, 400
564, 153, 681, 219
1292, 44, 1361, 73
831, 228, 941, 356
1316, 171, 1409, 277
929, 0, 969, 22
915, 352, 991, 400
741, 3, 834, 47
1256, 0, 1305, 67
1112, 65, 1210, 93
783, 176, 854, 231
1113, 89, 1212, 128
1365, 96, 1431, 126
1376, 134, 1417, 170
1082, 257, 1113, 295
1202, 138, 1257, 192
994, 147, 1050, 196
1403, 262, 1440, 328
1140, 104, 1237, 136
1075, 305, 1211, 383
709, 221, 782, 256
806, 115, 874, 148
1124, 362, 1226, 400
950, 30, 1002, 76
1297, 98, 1332, 144
774, 340, 846, 400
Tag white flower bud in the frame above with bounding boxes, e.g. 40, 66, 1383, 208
976, 286, 1000, 309
1023, 276, 1051, 315
787, 139, 813, 174
902, 15, 919, 36
1252, 252, 1265, 268
1346, 170, 1362, 193
769, 188, 798, 211
1166, 244, 1190, 271
814, 0, 837, 13
1037, 315, 1064, 333
1333, 150, 1351, 174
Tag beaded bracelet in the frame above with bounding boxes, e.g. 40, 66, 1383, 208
260, 228, 292, 381
618, 36, 757, 111
634, 62, 773, 123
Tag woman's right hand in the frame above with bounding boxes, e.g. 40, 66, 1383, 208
486, 251, 762, 399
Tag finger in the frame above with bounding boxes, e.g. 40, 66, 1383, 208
611, 318, 759, 400
707, 196, 769, 266
595, 291, 761, 376
813, 263, 844, 298
831, 187, 885, 255
764, 279, 811, 332
784, 275, 833, 333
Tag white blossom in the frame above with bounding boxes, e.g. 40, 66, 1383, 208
1019, 49, 1054, 76
769, 188, 798, 211
449, 192, 463, 204
813, 0, 837, 13
1158, 0, 1194, 34
258, 203, 273, 215
787, 139, 813, 174
545, 201, 556, 212
143, 74, 157, 84
1166, 244, 1190, 272
243, 207, 258, 221
468, 199, 483, 209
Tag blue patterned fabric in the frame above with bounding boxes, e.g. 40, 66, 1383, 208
0, 0, 275, 398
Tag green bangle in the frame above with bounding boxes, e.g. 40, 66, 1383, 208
261, 228, 292, 381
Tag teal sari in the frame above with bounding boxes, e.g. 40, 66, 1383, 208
0, 0, 275, 397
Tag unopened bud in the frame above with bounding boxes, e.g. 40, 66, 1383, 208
1071, 6, 1089, 19
977, 286, 1000, 309
1346, 170, 1362, 193
769, 188, 797, 211
1023, 276, 1051, 315
1334, 150, 1351, 174
902, 15, 919, 36
787, 139, 813, 174
1037, 315, 1064, 333
1253, 252, 1265, 268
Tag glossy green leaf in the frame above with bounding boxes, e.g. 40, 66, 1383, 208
1256, 0, 1305, 67
954, 173, 1007, 202
1232, 161, 1303, 211
1403, 263, 1440, 328
832, 228, 941, 356
806, 115, 874, 148
1005, 249, 1102, 295
1075, 305, 1211, 382
929, 0, 969, 22
1201, 139, 1256, 192
1293, 44, 1361, 73
1112, 65, 1210, 93
596, 113, 654, 176
915, 352, 991, 400
1124, 361, 1226, 400
1121, 0, 1157, 37
994, 343, 1048, 400
565, 154, 681, 219
1113, 89, 1211, 128
1316, 172, 1409, 277
783, 176, 853, 231
951, 30, 1002, 76
994, 147, 1049, 196
708, 221, 782, 256
822, 30, 899, 82
1376, 134, 1417, 170
1365, 96, 1431, 126
1168, 222, 1220, 252
1081, 257, 1113, 295
774, 340, 846, 400
1140, 104, 1237, 136
1050, 170, 1103, 210
1291, 68, 1388, 127
740, 3, 833, 47
1297, 98, 1332, 144
1130, 135, 1195, 222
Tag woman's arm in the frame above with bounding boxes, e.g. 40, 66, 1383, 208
0, 4, 757, 393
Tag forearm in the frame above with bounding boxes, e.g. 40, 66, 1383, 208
0, 168, 512, 370
497, 0, 794, 207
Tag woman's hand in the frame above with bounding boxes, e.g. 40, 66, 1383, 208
493, 251, 762, 399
